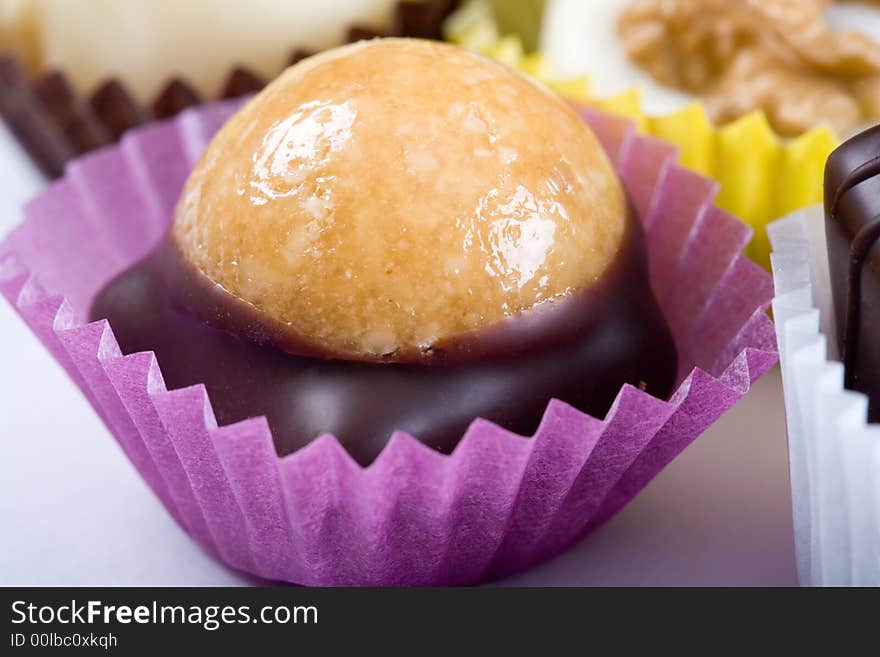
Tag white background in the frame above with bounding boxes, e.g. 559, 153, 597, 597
12, 0, 875, 585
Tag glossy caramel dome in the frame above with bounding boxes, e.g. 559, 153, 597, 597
172, 38, 627, 360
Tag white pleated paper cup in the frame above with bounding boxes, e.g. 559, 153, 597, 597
769, 208, 880, 586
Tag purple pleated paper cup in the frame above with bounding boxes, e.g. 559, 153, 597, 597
0, 98, 778, 585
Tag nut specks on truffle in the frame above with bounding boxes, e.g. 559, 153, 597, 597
173, 39, 627, 360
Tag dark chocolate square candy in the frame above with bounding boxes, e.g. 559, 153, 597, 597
824, 124, 880, 421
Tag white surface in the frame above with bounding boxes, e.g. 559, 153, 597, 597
769, 209, 880, 587
0, 122, 42, 235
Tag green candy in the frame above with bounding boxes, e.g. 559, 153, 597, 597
487, 0, 547, 52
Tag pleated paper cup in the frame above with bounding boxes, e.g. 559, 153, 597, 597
769, 209, 880, 587
0, 98, 777, 585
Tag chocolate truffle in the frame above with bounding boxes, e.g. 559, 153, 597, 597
173, 39, 628, 361
824, 124, 880, 422
91, 39, 677, 464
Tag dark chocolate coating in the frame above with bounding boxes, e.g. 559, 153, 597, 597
90, 205, 676, 465
393, 0, 459, 40
824, 124, 880, 422
287, 49, 315, 67
220, 68, 266, 99
32, 72, 111, 155
151, 79, 202, 120
0, 55, 82, 177
89, 80, 152, 141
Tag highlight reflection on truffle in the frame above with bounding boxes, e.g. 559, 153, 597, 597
173, 39, 628, 360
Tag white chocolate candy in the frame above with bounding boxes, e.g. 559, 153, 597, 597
174, 39, 627, 359
19, 0, 398, 99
